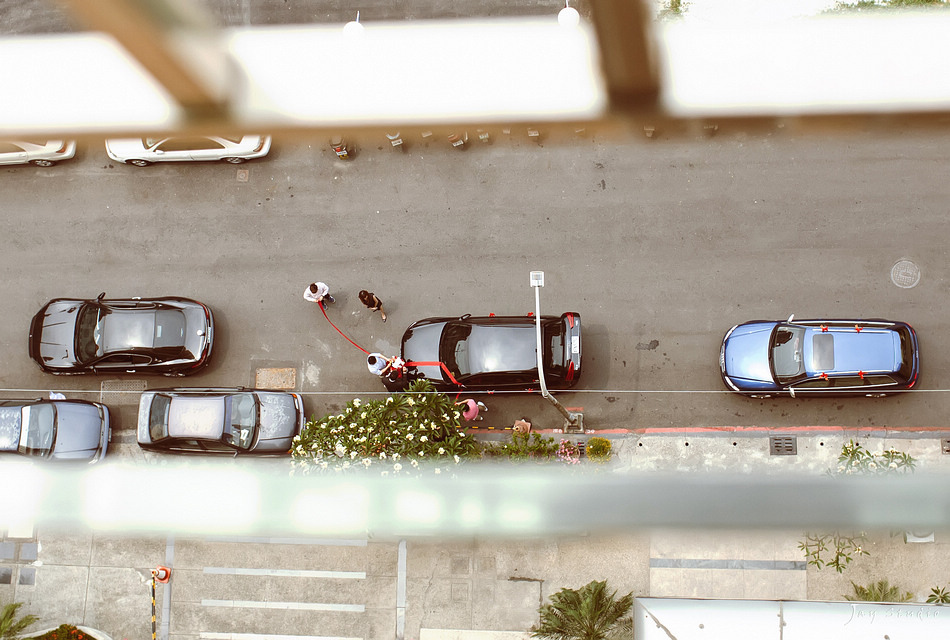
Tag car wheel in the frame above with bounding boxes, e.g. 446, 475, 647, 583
30, 159, 56, 167
222, 156, 246, 164
127, 159, 151, 167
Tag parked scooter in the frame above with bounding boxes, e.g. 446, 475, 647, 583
447, 132, 468, 149
330, 136, 349, 159
385, 132, 405, 151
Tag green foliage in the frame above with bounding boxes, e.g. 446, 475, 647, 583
291, 380, 479, 475
0, 603, 38, 640
481, 430, 559, 463
29, 625, 91, 640
926, 586, 950, 603
802, 440, 916, 573
837, 439, 916, 475
799, 532, 870, 573
531, 580, 634, 640
658, 0, 689, 20
826, 0, 949, 11
845, 579, 914, 602
586, 437, 612, 462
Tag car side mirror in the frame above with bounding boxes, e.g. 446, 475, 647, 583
789, 386, 796, 398
97, 292, 106, 301
787, 314, 795, 323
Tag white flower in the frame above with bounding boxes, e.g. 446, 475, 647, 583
363, 458, 372, 467
393, 453, 401, 460
353, 398, 361, 407
888, 462, 898, 469
350, 451, 358, 459
420, 435, 428, 443
411, 459, 419, 468
361, 412, 367, 419
407, 433, 414, 441
386, 396, 393, 404
407, 397, 415, 406
438, 447, 446, 455
435, 468, 442, 474
454, 454, 460, 464
394, 463, 403, 472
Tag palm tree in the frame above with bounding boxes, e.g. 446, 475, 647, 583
530, 580, 634, 640
845, 579, 914, 602
0, 602, 39, 640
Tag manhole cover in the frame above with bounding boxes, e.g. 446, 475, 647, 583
891, 259, 920, 288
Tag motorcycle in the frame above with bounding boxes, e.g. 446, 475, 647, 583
447, 131, 468, 149
330, 136, 349, 159
385, 132, 405, 151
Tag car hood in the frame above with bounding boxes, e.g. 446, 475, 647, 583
50, 402, 104, 460
256, 393, 299, 452
402, 322, 447, 382
33, 301, 81, 369
104, 138, 147, 155
723, 323, 775, 384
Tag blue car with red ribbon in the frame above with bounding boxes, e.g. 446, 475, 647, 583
720, 315, 919, 397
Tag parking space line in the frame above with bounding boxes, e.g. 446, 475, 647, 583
200, 634, 362, 640
201, 599, 364, 612
203, 567, 365, 579
202, 536, 367, 547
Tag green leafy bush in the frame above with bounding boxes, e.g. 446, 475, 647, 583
845, 579, 914, 602
29, 625, 88, 640
586, 437, 612, 462
481, 431, 558, 463
1, 602, 38, 640
291, 380, 479, 475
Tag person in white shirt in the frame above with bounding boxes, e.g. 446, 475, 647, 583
304, 281, 334, 305
367, 353, 392, 376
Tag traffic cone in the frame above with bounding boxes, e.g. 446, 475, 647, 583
153, 566, 171, 583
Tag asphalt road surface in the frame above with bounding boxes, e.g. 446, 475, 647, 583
2, 127, 949, 432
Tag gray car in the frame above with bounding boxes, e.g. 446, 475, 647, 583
0, 398, 110, 463
136, 388, 304, 456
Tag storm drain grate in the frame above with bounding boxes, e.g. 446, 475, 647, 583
942, 439, 950, 455
770, 435, 798, 456
100, 379, 147, 405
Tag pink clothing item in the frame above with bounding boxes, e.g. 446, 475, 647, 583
461, 399, 479, 421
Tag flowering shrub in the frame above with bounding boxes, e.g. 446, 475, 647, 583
480, 430, 559, 463
31, 625, 89, 640
837, 439, 916, 475
801, 440, 917, 573
291, 380, 479, 475
586, 437, 612, 462
557, 439, 581, 465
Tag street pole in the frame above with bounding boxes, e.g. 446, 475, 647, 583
531, 271, 584, 433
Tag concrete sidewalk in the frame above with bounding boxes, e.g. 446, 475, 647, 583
4, 429, 949, 640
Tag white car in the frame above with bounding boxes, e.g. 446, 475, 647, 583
0, 140, 76, 166
105, 135, 271, 166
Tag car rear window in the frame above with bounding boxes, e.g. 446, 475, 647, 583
897, 327, 916, 381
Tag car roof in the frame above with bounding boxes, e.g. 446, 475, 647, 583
797, 324, 900, 375
468, 324, 538, 374
166, 396, 227, 440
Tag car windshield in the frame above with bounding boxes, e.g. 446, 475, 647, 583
222, 393, 258, 450
440, 323, 474, 377
19, 404, 56, 457
149, 394, 172, 442
75, 303, 108, 363
770, 324, 806, 383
